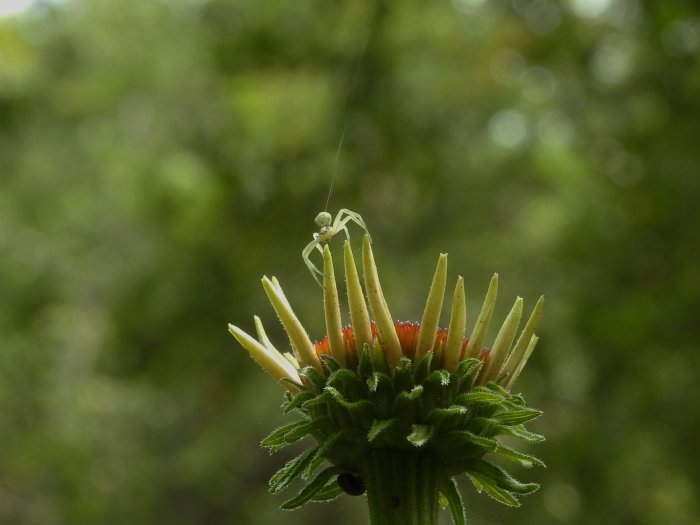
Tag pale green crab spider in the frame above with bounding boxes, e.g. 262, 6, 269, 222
302, 208, 370, 286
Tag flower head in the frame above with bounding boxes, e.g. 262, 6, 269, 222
229, 235, 544, 522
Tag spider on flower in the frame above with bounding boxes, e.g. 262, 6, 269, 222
302, 209, 369, 286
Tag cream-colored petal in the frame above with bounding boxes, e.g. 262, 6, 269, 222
283, 352, 300, 370
465, 273, 499, 359
504, 334, 539, 390
500, 295, 544, 382
253, 315, 300, 374
254, 315, 279, 355
362, 235, 402, 369
344, 240, 373, 356
479, 297, 523, 384
262, 276, 323, 373
323, 245, 345, 365
415, 253, 448, 363
443, 276, 466, 372
228, 323, 301, 392
271, 276, 291, 308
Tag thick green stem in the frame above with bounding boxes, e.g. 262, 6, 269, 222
362, 449, 440, 525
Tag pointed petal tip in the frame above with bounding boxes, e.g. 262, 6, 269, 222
228, 323, 248, 338
344, 234, 373, 355
415, 251, 449, 362
464, 273, 499, 359
362, 232, 401, 368
227, 323, 251, 345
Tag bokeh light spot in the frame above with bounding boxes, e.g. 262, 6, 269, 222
0, 0, 33, 17
569, 0, 611, 18
451, 0, 487, 11
488, 109, 530, 149
662, 19, 699, 56
591, 41, 634, 85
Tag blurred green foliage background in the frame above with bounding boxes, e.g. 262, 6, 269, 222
1, 0, 699, 523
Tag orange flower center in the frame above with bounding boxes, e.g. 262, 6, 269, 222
314, 321, 490, 365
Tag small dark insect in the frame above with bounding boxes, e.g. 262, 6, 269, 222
337, 472, 366, 496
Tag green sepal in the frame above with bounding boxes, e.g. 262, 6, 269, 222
440, 477, 467, 525
394, 385, 423, 421
492, 443, 546, 468
407, 424, 434, 447
283, 391, 315, 414
269, 447, 320, 494
367, 372, 395, 418
467, 459, 540, 495
495, 424, 545, 443
421, 370, 450, 415
300, 391, 334, 410
393, 357, 415, 392
370, 341, 388, 374
413, 350, 433, 385
428, 406, 467, 424
455, 388, 505, 406
467, 471, 519, 507
310, 480, 343, 502
451, 430, 497, 451
455, 359, 482, 391
299, 366, 327, 393
281, 466, 345, 510
455, 358, 480, 377
426, 369, 451, 388
491, 406, 542, 426
261, 418, 334, 452
508, 393, 527, 406
325, 386, 375, 428
358, 344, 374, 382
367, 371, 389, 393
397, 384, 424, 401
320, 354, 343, 373
484, 382, 511, 398
326, 368, 366, 401
427, 406, 467, 434
468, 417, 544, 443
449, 430, 544, 467
367, 418, 399, 442
303, 429, 354, 479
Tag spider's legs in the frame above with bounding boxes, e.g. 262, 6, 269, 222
302, 237, 324, 287
333, 216, 353, 241
336, 209, 371, 242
